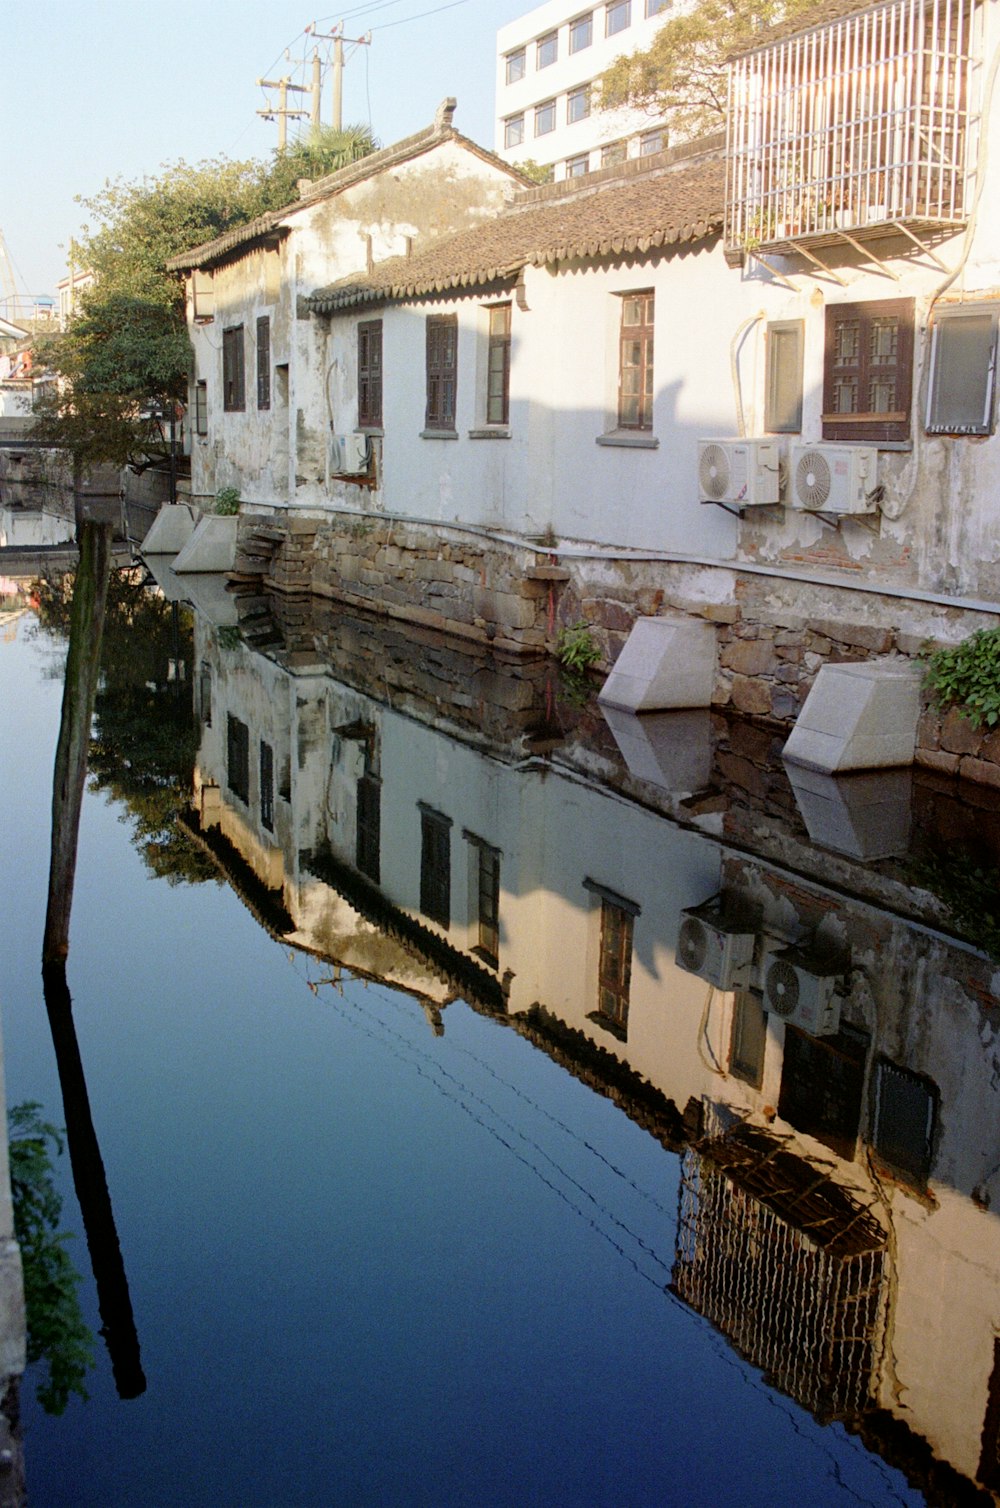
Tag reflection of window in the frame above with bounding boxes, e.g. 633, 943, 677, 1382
567, 85, 591, 123
778, 1023, 868, 1161
227, 714, 249, 803
260, 739, 274, 831
199, 662, 212, 725
823, 299, 914, 443
979, 1339, 1000, 1490
730, 990, 767, 1088
464, 831, 501, 966
570, 12, 593, 50
535, 100, 556, 136
223, 326, 245, 412
486, 304, 511, 426
356, 773, 381, 883
926, 306, 999, 436
537, 30, 557, 67
765, 320, 804, 434
566, 154, 590, 178
606, 0, 631, 35
358, 318, 383, 428
618, 291, 654, 431
646, 0, 671, 13
504, 114, 524, 148
419, 804, 452, 927
425, 315, 458, 432
505, 48, 525, 84
584, 879, 639, 1040
256, 316, 270, 410
872, 1059, 936, 1187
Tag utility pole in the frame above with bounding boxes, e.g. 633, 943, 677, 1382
256, 75, 309, 151
304, 21, 371, 132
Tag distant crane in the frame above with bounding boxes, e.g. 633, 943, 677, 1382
0, 228, 55, 328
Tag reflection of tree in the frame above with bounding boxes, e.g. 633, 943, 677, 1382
35, 567, 217, 887
8, 1103, 94, 1415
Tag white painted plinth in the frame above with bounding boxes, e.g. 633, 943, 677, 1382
598, 615, 716, 712
783, 659, 923, 773
173, 514, 238, 574
785, 764, 913, 859
141, 503, 201, 555
602, 706, 713, 794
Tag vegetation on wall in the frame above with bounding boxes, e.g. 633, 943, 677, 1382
600, 0, 818, 138
923, 628, 1000, 730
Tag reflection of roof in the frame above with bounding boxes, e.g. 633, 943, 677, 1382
177, 811, 296, 935
309, 143, 726, 312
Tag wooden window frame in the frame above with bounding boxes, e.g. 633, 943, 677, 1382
822, 298, 914, 444
486, 304, 511, 427
425, 314, 458, 432
222, 325, 245, 413
256, 316, 270, 411
765, 319, 804, 434
618, 290, 655, 432
358, 318, 383, 429
194, 380, 208, 437
356, 773, 381, 884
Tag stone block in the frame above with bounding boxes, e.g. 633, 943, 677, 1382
959, 756, 1000, 789
809, 619, 894, 653
783, 659, 923, 772
916, 708, 941, 751
721, 639, 776, 676
939, 706, 983, 757
601, 706, 713, 793
730, 675, 772, 715
915, 748, 961, 775
981, 727, 1000, 765
598, 615, 716, 712
716, 750, 769, 801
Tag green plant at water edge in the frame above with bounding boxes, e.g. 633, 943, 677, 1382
8, 1102, 94, 1414
216, 625, 243, 651
923, 628, 1000, 729
556, 622, 602, 674
213, 486, 241, 516
908, 851, 1000, 961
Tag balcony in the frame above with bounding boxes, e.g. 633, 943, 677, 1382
725, 0, 981, 267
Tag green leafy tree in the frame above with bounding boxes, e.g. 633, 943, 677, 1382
600, 0, 819, 138
262, 124, 380, 209
8, 1102, 94, 1415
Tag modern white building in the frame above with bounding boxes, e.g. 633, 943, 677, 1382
495, 0, 677, 181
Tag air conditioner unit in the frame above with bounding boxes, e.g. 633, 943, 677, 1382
677, 896, 756, 990
762, 943, 843, 1037
790, 443, 879, 515
697, 439, 782, 507
329, 433, 369, 476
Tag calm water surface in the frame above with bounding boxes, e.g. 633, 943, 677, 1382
0, 588, 980, 1506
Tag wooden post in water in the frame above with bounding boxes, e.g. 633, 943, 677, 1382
41, 517, 113, 964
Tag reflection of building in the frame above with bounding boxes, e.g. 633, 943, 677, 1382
179, 585, 1000, 1499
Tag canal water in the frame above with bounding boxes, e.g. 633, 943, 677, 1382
1, 567, 998, 1506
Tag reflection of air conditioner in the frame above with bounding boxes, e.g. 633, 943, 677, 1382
698, 439, 782, 507
329, 433, 369, 475
790, 444, 879, 515
677, 896, 756, 990
762, 943, 843, 1037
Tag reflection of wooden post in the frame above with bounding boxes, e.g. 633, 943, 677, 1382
42, 964, 146, 1399
42, 519, 113, 964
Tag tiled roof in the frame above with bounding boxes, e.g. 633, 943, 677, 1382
730, 0, 884, 56
308, 143, 726, 313
166, 109, 531, 273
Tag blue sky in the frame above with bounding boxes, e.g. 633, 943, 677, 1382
3, 0, 529, 300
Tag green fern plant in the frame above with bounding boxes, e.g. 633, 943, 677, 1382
923, 628, 1000, 729
556, 622, 602, 673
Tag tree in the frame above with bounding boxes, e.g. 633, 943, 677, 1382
600, 0, 818, 139
262, 124, 380, 209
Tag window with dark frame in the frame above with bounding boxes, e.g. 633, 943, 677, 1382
222, 325, 245, 412
778, 1023, 869, 1161
570, 11, 593, 50
601, 140, 627, 166
872, 1059, 937, 1188
486, 304, 511, 426
639, 129, 664, 156
597, 899, 634, 1034
926, 306, 999, 436
765, 319, 804, 434
537, 30, 558, 66
618, 291, 654, 431
567, 85, 591, 123
199, 661, 212, 726
356, 773, 381, 883
260, 739, 274, 832
194, 380, 208, 436
566, 154, 590, 178
226, 714, 250, 803
606, 0, 631, 36
425, 315, 458, 431
419, 805, 452, 927
256, 316, 270, 410
823, 298, 914, 444
506, 47, 526, 83
646, 0, 671, 13
358, 318, 383, 428
464, 831, 501, 966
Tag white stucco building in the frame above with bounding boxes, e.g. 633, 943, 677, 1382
495, 0, 677, 180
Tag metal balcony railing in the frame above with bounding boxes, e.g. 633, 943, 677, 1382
725, 0, 981, 258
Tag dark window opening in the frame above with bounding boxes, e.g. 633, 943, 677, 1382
419, 805, 452, 927
256, 316, 271, 410
926, 307, 999, 436
260, 739, 274, 832
778, 1022, 869, 1161
356, 773, 381, 883
358, 319, 383, 428
194, 380, 208, 436
227, 714, 250, 804
223, 326, 245, 412
425, 315, 458, 432
823, 299, 914, 444
872, 1059, 937, 1188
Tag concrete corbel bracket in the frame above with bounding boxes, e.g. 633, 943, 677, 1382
783, 658, 924, 774
597, 614, 717, 712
